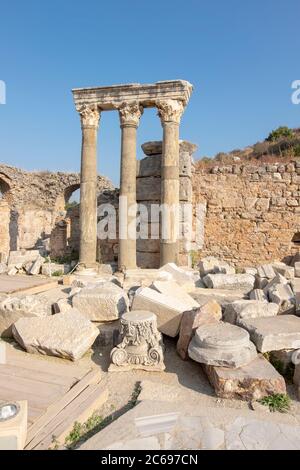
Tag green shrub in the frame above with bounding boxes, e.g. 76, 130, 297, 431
52, 270, 63, 277
266, 126, 294, 142
259, 394, 291, 413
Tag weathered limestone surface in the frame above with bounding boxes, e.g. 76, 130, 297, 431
204, 355, 286, 400
273, 263, 295, 280
188, 322, 257, 368
0, 295, 50, 337
12, 308, 99, 361
177, 300, 222, 360
224, 300, 279, 325
159, 263, 197, 292
132, 287, 189, 337
190, 288, 247, 308
249, 289, 268, 302
151, 280, 199, 309
72, 283, 129, 321
198, 257, 235, 276
203, 274, 255, 293
109, 310, 165, 372
238, 315, 300, 353
268, 284, 295, 313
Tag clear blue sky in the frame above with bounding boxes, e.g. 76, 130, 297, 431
0, 0, 299, 186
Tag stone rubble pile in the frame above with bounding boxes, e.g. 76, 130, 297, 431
1, 255, 300, 403
0, 248, 76, 277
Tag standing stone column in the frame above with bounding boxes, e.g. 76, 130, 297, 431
77, 104, 100, 268
118, 101, 143, 271
156, 99, 185, 266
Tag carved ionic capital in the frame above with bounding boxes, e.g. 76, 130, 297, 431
118, 101, 143, 128
156, 99, 185, 125
78, 104, 100, 129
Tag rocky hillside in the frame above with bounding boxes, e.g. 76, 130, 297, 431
198, 127, 300, 168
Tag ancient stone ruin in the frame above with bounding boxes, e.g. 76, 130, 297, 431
1, 80, 300, 451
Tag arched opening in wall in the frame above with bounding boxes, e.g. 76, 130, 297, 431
292, 232, 300, 246
0, 175, 11, 201
0, 176, 12, 257
64, 184, 80, 210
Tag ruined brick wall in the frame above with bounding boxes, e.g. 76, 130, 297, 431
0, 201, 10, 258
0, 163, 113, 258
192, 160, 300, 267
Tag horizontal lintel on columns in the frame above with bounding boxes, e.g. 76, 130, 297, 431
72, 80, 193, 111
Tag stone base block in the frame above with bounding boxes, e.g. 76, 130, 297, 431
188, 322, 257, 368
203, 355, 286, 400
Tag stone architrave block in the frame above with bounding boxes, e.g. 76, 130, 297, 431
151, 280, 199, 310
257, 265, 276, 280
238, 315, 300, 353
159, 263, 196, 292
132, 287, 191, 337
249, 289, 268, 302
273, 263, 295, 280
202, 274, 255, 293
224, 300, 279, 325
72, 283, 129, 321
0, 295, 50, 337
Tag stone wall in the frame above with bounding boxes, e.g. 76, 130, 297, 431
0, 163, 113, 258
193, 160, 300, 267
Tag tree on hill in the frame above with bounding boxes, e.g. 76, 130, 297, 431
266, 126, 294, 142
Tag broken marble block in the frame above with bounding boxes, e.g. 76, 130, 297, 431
176, 300, 222, 360
198, 257, 235, 277
257, 264, 276, 280
0, 295, 50, 337
72, 283, 129, 321
202, 274, 255, 293
242, 267, 258, 276
203, 355, 286, 400
27, 255, 45, 275
12, 308, 99, 361
150, 280, 199, 310
159, 263, 196, 292
249, 289, 268, 302
223, 300, 279, 325
8, 249, 40, 267
188, 322, 257, 368
238, 315, 300, 353
132, 287, 189, 337
263, 274, 288, 294
268, 284, 295, 313
273, 263, 295, 280
190, 288, 247, 309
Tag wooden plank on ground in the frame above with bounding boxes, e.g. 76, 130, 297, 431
0, 364, 78, 389
33, 383, 108, 450
0, 374, 69, 400
0, 275, 58, 295
25, 368, 101, 447
14, 281, 59, 296
6, 349, 89, 381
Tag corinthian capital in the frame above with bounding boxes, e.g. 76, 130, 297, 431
118, 101, 143, 127
156, 99, 185, 125
78, 104, 100, 129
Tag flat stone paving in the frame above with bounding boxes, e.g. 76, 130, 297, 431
0, 274, 58, 295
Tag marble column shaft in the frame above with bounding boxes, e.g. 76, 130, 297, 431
118, 101, 143, 270
157, 99, 185, 266
78, 105, 100, 267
